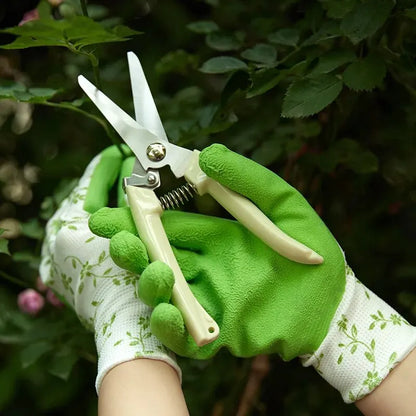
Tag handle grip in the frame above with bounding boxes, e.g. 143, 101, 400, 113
125, 185, 219, 346
185, 151, 323, 265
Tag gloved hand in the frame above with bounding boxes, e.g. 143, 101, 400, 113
90, 144, 416, 402
39, 146, 179, 392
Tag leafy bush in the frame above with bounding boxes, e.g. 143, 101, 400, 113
0, 0, 415, 414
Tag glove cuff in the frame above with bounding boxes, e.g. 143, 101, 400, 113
94, 282, 181, 393
301, 267, 416, 403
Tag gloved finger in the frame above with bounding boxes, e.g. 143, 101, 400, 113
110, 230, 149, 274
117, 156, 136, 208
199, 143, 308, 220
150, 303, 199, 357
84, 145, 132, 214
90, 207, 216, 252
171, 247, 204, 282
137, 261, 174, 307
162, 210, 238, 252
89, 207, 137, 238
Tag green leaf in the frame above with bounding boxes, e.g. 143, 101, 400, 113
206, 32, 242, 51
21, 342, 53, 368
200, 57, 248, 74
302, 20, 341, 46
309, 49, 356, 75
48, 347, 78, 380
343, 53, 386, 91
0, 81, 59, 103
247, 68, 288, 98
350, 345, 358, 354
241, 43, 277, 65
98, 250, 106, 263
281, 74, 343, 118
0, 239, 10, 256
220, 70, 251, 106
268, 28, 300, 46
112, 25, 142, 38
20, 219, 44, 240
0, 229, 10, 256
12, 251, 40, 269
365, 351, 375, 362
337, 354, 343, 364
321, 0, 358, 19
341, 0, 395, 44
389, 352, 398, 364
405, 7, 416, 20
351, 324, 358, 338
187, 20, 219, 34
0, 16, 140, 50
370, 339, 376, 350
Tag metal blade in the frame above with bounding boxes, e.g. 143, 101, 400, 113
127, 51, 168, 143
78, 75, 193, 177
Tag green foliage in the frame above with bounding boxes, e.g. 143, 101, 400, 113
0, 229, 10, 256
0, 81, 59, 103
340, 0, 395, 44
282, 74, 343, 118
268, 28, 300, 47
0, 14, 140, 50
200, 56, 248, 73
0, 0, 415, 414
343, 53, 387, 91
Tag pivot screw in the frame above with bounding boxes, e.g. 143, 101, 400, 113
147, 173, 157, 185
146, 143, 166, 162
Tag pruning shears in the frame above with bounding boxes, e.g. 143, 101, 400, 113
78, 51, 323, 347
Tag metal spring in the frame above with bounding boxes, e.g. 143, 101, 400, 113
159, 183, 197, 210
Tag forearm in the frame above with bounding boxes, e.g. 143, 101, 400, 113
98, 359, 189, 416
356, 347, 416, 416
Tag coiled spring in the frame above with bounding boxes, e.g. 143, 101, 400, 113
159, 183, 197, 210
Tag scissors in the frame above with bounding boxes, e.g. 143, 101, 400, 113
78, 52, 323, 347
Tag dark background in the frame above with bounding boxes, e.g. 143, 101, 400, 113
0, 0, 415, 414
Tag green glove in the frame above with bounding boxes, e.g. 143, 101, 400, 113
90, 143, 346, 360
90, 144, 416, 403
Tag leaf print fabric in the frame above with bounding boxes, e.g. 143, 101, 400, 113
39, 151, 180, 392
302, 266, 416, 402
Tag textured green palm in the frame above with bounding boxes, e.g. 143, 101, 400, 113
90, 144, 346, 360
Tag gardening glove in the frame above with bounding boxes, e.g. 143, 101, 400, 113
90, 143, 416, 403
39, 146, 179, 393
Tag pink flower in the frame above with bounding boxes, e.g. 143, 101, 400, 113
46, 289, 64, 308
36, 276, 48, 293
17, 289, 45, 315
18, 9, 40, 26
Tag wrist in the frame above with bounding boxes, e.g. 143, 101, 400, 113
301, 267, 416, 403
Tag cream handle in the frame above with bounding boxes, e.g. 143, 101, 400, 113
125, 185, 219, 346
185, 151, 323, 265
